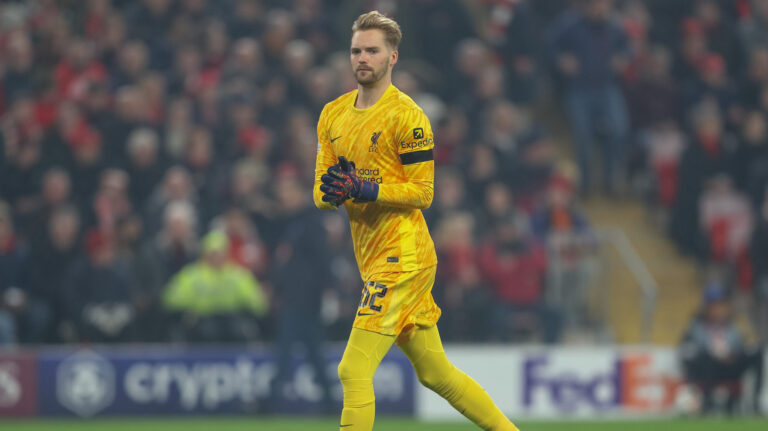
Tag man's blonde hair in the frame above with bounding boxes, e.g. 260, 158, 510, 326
352, 10, 402, 50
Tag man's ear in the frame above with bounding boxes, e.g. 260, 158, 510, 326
390, 49, 399, 67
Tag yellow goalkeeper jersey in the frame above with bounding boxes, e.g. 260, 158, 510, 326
314, 84, 437, 280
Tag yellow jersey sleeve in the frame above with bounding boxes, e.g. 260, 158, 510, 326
376, 107, 435, 209
313, 105, 339, 211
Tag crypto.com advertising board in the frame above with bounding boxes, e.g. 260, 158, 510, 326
0, 346, 415, 417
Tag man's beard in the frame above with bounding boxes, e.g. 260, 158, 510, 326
355, 66, 387, 86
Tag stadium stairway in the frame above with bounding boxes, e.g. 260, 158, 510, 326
583, 197, 703, 345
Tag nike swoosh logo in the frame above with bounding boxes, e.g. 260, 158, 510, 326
357, 312, 374, 316
331, 136, 342, 143
340, 425, 353, 428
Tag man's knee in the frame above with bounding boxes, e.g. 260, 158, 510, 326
417, 368, 448, 391
337, 351, 375, 407
414, 357, 457, 393
337, 355, 360, 383
338, 345, 373, 384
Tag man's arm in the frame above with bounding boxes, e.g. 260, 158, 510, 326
376, 107, 435, 209
313, 107, 339, 210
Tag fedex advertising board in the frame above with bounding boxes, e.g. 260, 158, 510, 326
37, 346, 414, 417
417, 347, 693, 419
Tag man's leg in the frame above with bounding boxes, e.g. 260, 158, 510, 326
338, 327, 395, 431
302, 316, 334, 411
598, 85, 629, 194
270, 314, 296, 408
398, 325, 519, 431
565, 89, 595, 195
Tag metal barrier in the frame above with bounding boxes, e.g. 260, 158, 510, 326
545, 227, 658, 343
596, 227, 659, 343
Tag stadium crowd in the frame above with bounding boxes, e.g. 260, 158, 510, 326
0, 0, 766, 350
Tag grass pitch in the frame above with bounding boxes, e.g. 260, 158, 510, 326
0, 417, 765, 431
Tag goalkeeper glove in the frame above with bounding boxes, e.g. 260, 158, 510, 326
320, 156, 378, 204
319, 171, 348, 206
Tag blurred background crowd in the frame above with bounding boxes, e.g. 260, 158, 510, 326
0, 0, 766, 367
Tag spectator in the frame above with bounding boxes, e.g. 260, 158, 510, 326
219, 38, 264, 99
2, 134, 48, 217
124, 127, 167, 207
268, 173, 333, 412
532, 175, 597, 327
135, 200, 198, 341
125, 0, 175, 44
163, 97, 194, 159
682, 53, 738, 122
699, 175, 754, 289
424, 168, 471, 228
740, 0, 768, 54
0, 201, 27, 345
320, 211, 360, 341
215, 207, 268, 279
550, 0, 630, 195
61, 229, 136, 343
182, 126, 226, 211
670, 102, 738, 256
228, 0, 265, 41
625, 45, 681, 133
644, 120, 687, 211
751, 188, 768, 343
2, 31, 35, 104
448, 38, 492, 104
735, 111, 768, 206
91, 168, 133, 233
406, 0, 475, 74
679, 284, 764, 415
738, 48, 768, 110
163, 230, 267, 343
481, 181, 516, 233
433, 212, 489, 341
112, 40, 150, 88
16, 167, 72, 242
493, 0, 540, 104
479, 215, 562, 343
465, 144, 500, 207
26, 206, 81, 343
507, 129, 558, 211
690, 0, 744, 74
143, 166, 197, 235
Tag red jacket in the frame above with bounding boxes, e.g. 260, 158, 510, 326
479, 240, 547, 305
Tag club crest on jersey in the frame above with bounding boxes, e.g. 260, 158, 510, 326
369, 131, 382, 153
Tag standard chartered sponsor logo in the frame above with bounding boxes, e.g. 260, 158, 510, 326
56, 351, 116, 417
355, 167, 383, 184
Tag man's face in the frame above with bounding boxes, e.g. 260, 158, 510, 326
587, 0, 613, 20
204, 249, 228, 268
350, 29, 396, 86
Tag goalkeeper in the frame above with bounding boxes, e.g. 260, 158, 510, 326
314, 11, 520, 431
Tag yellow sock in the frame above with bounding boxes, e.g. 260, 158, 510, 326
337, 328, 395, 431
398, 325, 520, 431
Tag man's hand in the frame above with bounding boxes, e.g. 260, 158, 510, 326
319, 164, 349, 207
320, 156, 378, 204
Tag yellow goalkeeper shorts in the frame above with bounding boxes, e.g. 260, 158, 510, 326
352, 265, 441, 341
